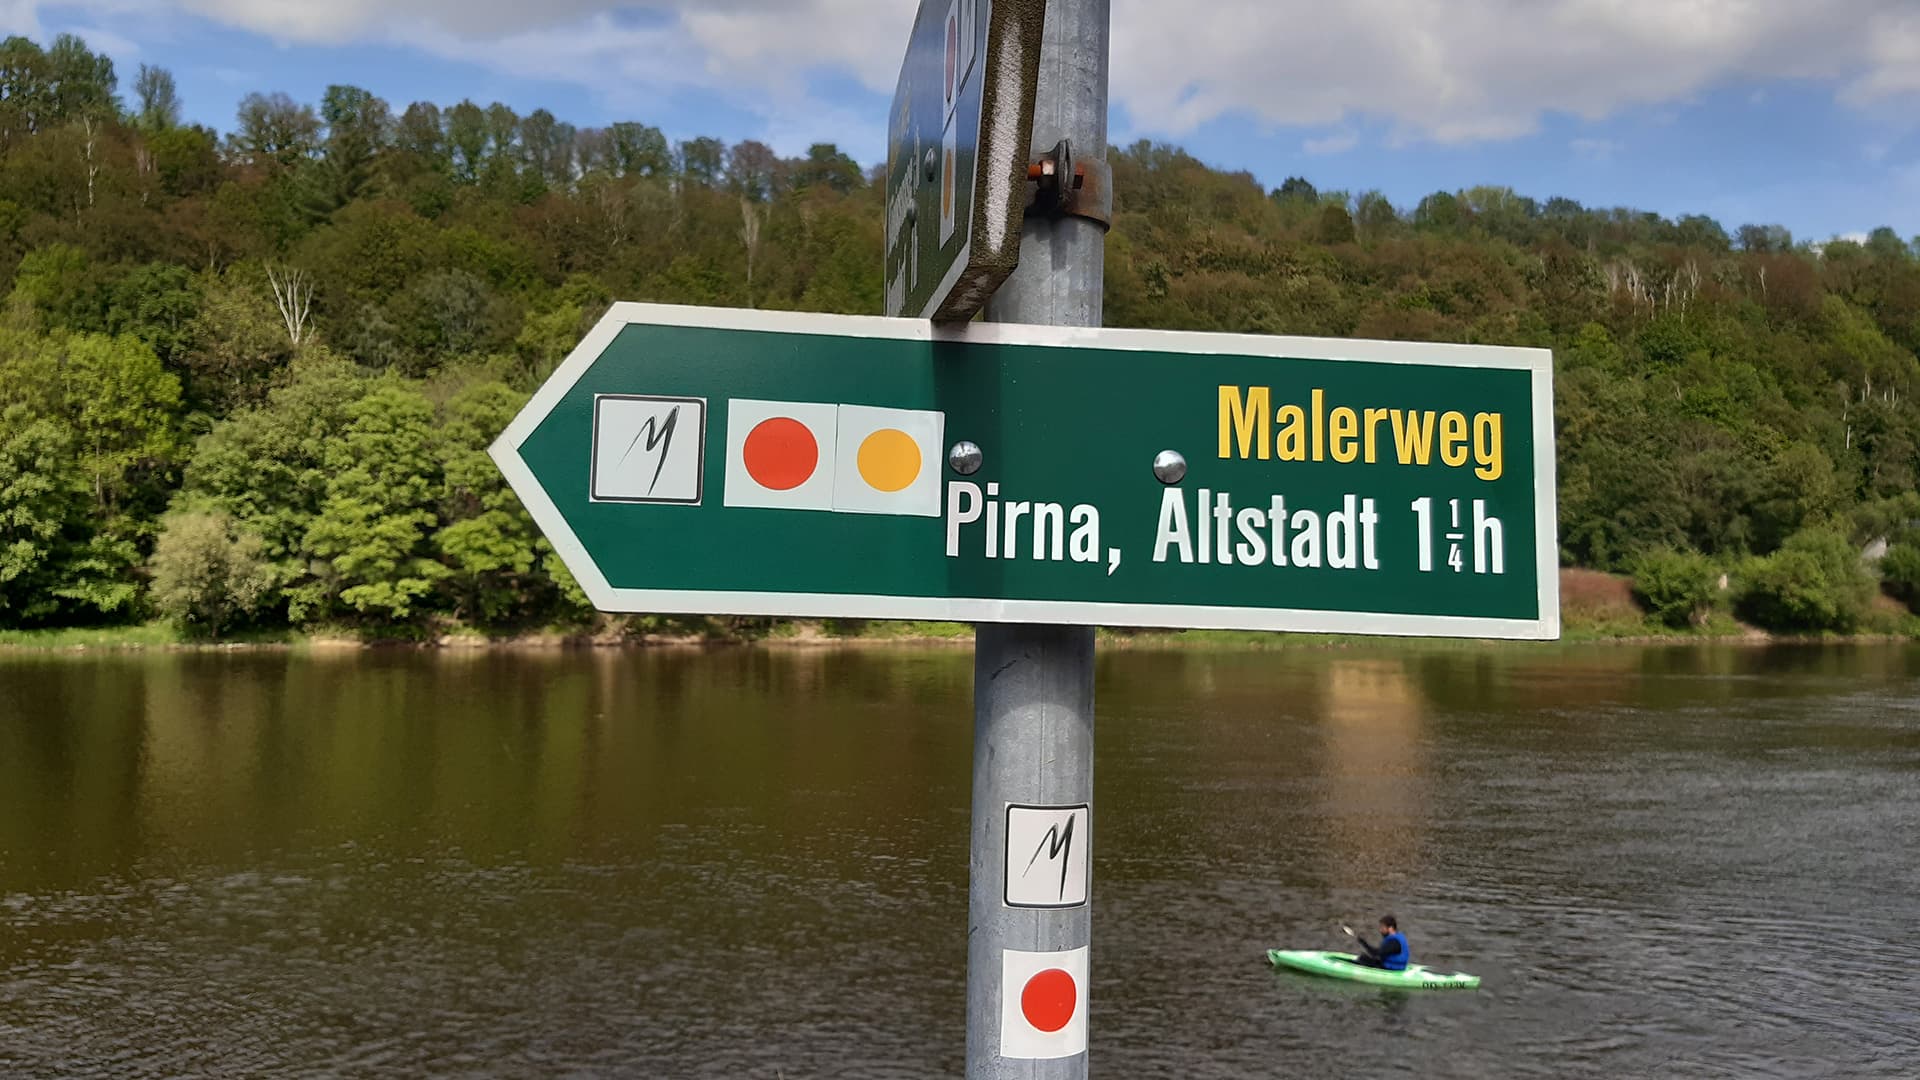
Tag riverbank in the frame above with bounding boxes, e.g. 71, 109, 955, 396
3, 612, 1915, 653
5, 567, 1916, 653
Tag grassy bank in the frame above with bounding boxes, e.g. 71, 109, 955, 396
6, 566, 1916, 653
3, 610, 1917, 654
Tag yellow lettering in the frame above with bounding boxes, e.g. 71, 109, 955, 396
1474, 412, 1504, 481
1440, 411, 1469, 467
1277, 405, 1308, 461
1329, 407, 1359, 463
1363, 408, 1389, 464
1311, 389, 1326, 462
1391, 410, 1436, 466
1218, 385, 1270, 460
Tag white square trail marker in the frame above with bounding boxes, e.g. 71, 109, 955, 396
1005, 804, 1089, 908
1000, 945, 1089, 1060
590, 395, 705, 505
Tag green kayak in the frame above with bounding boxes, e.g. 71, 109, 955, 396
1267, 949, 1481, 990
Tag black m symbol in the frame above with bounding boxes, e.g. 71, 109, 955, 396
617, 405, 679, 495
1023, 814, 1076, 902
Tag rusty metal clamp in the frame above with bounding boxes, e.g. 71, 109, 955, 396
1024, 139, 1112, 230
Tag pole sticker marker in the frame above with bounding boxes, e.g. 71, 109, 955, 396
1001, 946, 1089, 1060
1005, 804, 1089, 908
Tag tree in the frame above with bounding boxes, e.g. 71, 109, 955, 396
265, 264, 316, 348
1275, 176, 1317, 203
678, 137, 725, 187
1736, 223, 1792, 253
147, 124, 221, 195
608, 122, 670, 177
302, 379, 447, 623
180, 269, 298, 410
8, 243, 107, 331
791, 143, 861, 194
46, 34, 116, 120
180, 356, 367, 566
0, 328, 176, 624
741, 199, 764, 308
0, 404, 86, 623
0, 36, 53, 150
1879, 542, 1920, 611
306, 84, 390, 215
445, 100, 488, 182
1735, 528, 1877, 633
395, 102, 446, 164
108, 263, 202, 365
133, 63, 180, 131
434, 380, 549, 624
1632, 548, 1719, 628
728, 139, 780, 201
233, 92, 320, 171
1866, 226, 1909, 262
49, 332, 184, 517
1414, 191, 1465, 231
148, 511, 278, 635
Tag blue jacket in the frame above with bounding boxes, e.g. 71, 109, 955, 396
1379, 931, 1410, 971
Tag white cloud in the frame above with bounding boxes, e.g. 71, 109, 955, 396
10, 0, 1920, 150
1839, 9, 1920, 102
1303, 130, 1357, 155
1110, 0, 1920, 141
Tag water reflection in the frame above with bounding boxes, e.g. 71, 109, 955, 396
2, 643, 1919, 1078
1316, 659, 1427, 889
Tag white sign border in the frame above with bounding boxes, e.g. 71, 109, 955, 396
491, 303, 1562, 641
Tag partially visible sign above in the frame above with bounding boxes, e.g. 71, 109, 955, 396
885, 0, 1046, 322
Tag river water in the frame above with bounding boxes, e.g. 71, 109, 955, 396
2, 643, 1918, 1078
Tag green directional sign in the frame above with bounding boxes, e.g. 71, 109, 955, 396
884, 0, 1045, 321
491, 304, 1561, 639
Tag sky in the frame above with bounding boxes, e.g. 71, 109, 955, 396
8, 0, 1920, 243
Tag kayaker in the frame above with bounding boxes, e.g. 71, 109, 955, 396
1347, 915, 1409, 971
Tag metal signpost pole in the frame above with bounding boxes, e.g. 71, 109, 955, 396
967, 1, 1109, 1076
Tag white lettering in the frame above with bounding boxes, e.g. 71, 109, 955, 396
946, 481, 981, 557
1069, 505, 1100, 564
1153, 488, 1194, 564
1235, 507, 1268, 567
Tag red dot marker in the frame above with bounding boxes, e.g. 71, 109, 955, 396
1020, 968, 1077, 1033
742, 417, 818, 491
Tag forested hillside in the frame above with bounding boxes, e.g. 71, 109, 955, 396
4, 32, 1920, 637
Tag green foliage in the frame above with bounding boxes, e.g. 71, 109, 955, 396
433, 379, 553, 625
107, 264, 202, 364
300, 378, 447, 623
10, 244, 106, 330
148, 511, 278, 635
179, 268, 296, 410
1879, 543, 1920, 610
2, 28, 1920, 640
182, 357, 367, 566
0, 329, 182, 622
0, 404, 85, 623
1631, 549, 1720, 628
1734, 528, 1878, 633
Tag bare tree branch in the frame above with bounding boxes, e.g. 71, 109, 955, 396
266, 264, 315, 348
740, 198, 764, 309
